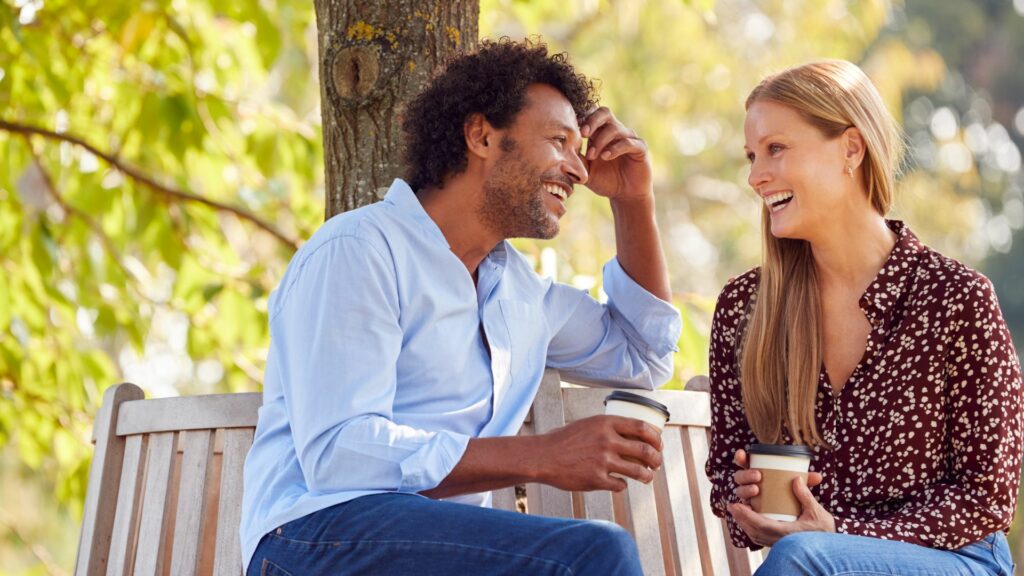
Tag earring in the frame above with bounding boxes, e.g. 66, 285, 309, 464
845, 165, 853, 176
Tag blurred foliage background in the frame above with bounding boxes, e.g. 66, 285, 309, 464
1, 0, 1022, 572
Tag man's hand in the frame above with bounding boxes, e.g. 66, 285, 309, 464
727, 449, 834, 547
421, 416, 662, 499
535, 415, 664, 492
580, 107, 652, 203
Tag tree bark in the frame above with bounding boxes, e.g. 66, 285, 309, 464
315, 0, 479, 219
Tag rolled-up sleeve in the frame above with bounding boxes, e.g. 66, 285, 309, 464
545, 257, 681, 389
270, 235, 470, 495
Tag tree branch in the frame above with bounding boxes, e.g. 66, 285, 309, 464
23, 136, 128, 271
0, 509, 67, 576
0, 118, 300, 251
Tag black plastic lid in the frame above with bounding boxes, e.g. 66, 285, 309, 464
747, 443, 814, 458
604, 391, 670, 419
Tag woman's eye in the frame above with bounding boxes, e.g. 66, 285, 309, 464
769, 143, 784, 154
746, 152, 755, 163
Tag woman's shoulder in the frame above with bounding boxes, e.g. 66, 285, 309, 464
712, 267, 760, 329
912, 243, 993, 301
716, 267, 761, 308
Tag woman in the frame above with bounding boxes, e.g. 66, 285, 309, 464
705, 59, 1022, 575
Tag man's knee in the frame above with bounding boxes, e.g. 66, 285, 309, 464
585, 521, 637, 555
565, 520, 641, 572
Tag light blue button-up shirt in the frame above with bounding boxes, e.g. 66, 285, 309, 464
240, 179, 682, 566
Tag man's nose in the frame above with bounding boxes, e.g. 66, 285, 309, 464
567, 150, 588, 185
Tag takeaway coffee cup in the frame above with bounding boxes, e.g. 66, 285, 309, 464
747, 443, 814, 522
604, 391, 671, 479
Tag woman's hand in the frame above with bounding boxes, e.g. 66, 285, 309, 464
731, 449, 764, 505
727, 449, 832, 546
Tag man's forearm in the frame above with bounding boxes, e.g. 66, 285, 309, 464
421, 435, 543, 499
610, 194, 672, 302
422, 415, 665, 500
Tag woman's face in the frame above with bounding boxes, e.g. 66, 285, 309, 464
743, 99, 860, 242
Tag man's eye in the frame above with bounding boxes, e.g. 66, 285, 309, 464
553, 136, 567, 144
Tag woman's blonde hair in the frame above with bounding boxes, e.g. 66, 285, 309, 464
740, 60, 903, 447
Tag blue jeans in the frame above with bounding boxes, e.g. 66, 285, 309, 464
247, 493, 643, 575
755, 531, 1015, 576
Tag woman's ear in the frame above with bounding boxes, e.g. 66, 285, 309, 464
465, 113, 495, 159
843, 127, 867, 170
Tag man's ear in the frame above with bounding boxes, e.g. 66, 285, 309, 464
843, 126, 867, 170
465, 113, 496, 159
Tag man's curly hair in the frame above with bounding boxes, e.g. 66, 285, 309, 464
401, 37, 598, 192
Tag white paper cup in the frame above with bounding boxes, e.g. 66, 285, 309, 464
747, 443, 814, 521
604, 391, 670, 479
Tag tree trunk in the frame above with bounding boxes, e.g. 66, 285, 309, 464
315, 0, 479, 219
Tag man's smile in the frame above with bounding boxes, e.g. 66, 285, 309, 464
544, 182, 570, 201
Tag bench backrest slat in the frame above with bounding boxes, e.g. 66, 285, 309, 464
683, 426, 732, 575
106, 434, 146, 576
76, 384, 144, 576
492, 487, 518, 512
169, 430, 215, 576
117, 394, 261, 436
626, 477, 668, 575
582, 490, 615, 522
526, 369, 574, 519
133, 431, 178, 575
213, 428, 253, 576
660, 427, 704, 576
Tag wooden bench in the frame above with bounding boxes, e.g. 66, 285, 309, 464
74, 384, 260, 575
75, 370, 760, 575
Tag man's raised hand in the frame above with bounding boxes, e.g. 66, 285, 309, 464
579, 107, 653, 203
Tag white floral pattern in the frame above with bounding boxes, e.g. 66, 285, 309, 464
705, 221, 1024, 551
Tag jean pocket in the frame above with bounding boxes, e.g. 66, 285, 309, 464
990, 532, 1015, 576
261, 559, 294, 576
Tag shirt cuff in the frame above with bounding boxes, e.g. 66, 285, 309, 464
398, 430, 471, 493
602, 257, 681, 358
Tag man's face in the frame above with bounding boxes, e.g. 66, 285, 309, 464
478, 84, 588, 240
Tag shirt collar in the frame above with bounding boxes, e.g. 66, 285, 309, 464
383, 178, 509, 274
859, 220, 925, 325
383, 178, 450, 247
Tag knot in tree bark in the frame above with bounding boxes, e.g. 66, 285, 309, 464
329, 44, 382, 103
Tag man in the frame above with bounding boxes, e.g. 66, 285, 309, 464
241, 38, 681, 575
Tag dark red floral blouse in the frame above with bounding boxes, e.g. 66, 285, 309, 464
706, 220, 1024, 550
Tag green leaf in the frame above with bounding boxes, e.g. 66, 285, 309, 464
211, 288, 247, 345
202, 283, 225, 301
82, 349, 117, 384
253, 9, 282, 67
53, 428, 83, 468
120, 11, 158, 55
17, 428, 45, 470
0, 268, 10, 333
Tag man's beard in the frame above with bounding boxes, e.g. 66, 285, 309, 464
478, 138, 561, 240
